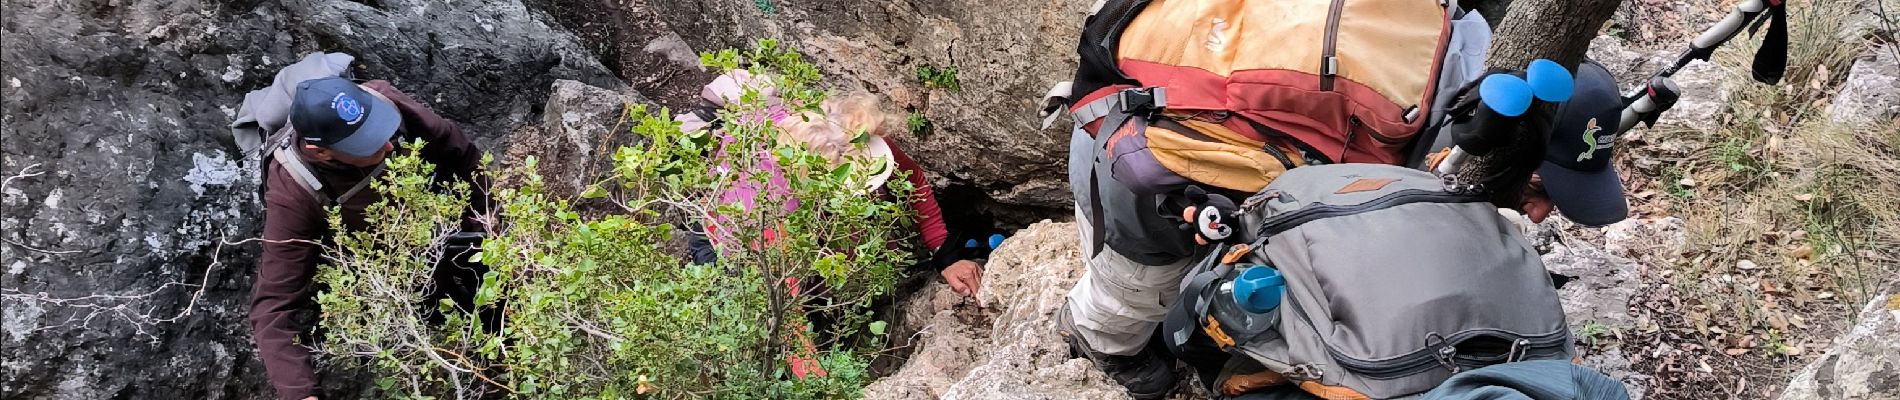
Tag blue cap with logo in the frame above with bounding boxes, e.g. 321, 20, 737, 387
1539, 60, 1628, 227
289, 77, 401, 158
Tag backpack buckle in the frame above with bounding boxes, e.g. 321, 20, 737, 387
1118, 87, 1167, 114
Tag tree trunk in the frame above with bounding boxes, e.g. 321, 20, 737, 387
1483, 0, 1624, 71
1457, 0, 1622, 208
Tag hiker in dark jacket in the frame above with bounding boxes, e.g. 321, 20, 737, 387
248, 76, 491, 400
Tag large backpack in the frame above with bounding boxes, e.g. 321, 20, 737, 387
1163, 163, 1572, 399
1058, 0, 1479, 197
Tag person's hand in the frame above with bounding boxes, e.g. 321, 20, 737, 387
1518, 175, 1553, 223
941, 260, 983, 298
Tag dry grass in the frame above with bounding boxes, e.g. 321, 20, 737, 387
1607, 0, 1900, 396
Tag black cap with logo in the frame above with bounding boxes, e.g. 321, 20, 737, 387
1538, 60, 1628, 227
289, 77, 401, 158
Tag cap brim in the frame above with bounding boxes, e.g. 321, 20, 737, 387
326, 96, 401, 158
1538, 160, 1629, 227
858, 137, 897, 193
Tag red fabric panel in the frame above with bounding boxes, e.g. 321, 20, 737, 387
1114, 60, 1427, 165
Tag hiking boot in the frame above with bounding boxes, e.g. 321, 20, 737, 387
1057, 301, 1176, 400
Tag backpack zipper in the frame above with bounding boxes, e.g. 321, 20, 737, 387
1319, 0, 1346, 91
1338, 116, 1362, 162
1242, 118, 1333, 165
1255, 189, 1480, 237
1322, 329, 1571, 380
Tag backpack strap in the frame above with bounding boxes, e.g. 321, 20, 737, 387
272, 145, 332, 205
333, 163, 385, 205
268, 139, 385, 206
1074, 86, 1166, 131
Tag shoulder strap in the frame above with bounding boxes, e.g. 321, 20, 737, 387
272, 146, 332, 205
261, 127, 387, 206
334, 163, 385, 205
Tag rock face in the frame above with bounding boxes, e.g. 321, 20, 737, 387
1586, 36, 1731, 130
864, 221, 1132, 400
1827, 47, 1899, 126
0, 0, 616, 398
1776, 280, 1900, 400
1538, 215, 1689, 400
645, 0, 1094, 223
501, 80, 652, 199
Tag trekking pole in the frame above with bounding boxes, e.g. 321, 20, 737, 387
1612, 0, 1784, 133
1615, 76, 1682, 135
1631, 0, 1786, 104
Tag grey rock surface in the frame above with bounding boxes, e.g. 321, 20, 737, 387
1, 0, 615, 398
1776, 280, 1900, 400
1828, 47, 1899, 126
1538, 215, 1684, 400
500, 79, 650, 199
646, 0, 1094, 223
865, 221, 1132, 400
1587, 35, 1731, 130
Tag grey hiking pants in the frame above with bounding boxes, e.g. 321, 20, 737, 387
1064, 128, 1196, 356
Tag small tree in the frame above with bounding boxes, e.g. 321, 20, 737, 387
313, 40, 915, 399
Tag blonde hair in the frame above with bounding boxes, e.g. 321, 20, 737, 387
773, 92, 901, 163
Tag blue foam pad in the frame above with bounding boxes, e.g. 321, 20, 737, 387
988, 234, 1006, 249
1479, 74, 1534, 117
1526, 59, 1574, 103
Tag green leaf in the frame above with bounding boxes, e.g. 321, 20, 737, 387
580, 184, 608, 199
868, 321, 887, 336
467, 251, 484, 264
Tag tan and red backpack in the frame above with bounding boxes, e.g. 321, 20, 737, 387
1048, 0, 1490, 196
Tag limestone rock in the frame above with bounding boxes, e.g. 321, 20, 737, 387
1603, 216, 1687, 260
502, 80, 651, 198
1828, 48, 1900, 126
866, 221, 1132, 400
1776, 280, 1900, 400
1541, 216, 1654, 399
1545, 242, 1640, 330
1587, 35, 1731, 131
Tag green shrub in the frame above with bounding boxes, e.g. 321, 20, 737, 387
315, 39, 914, 399
914, 65, 960, 90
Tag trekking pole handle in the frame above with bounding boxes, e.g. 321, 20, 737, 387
1693, 0, 1770, 50
1616, 76, 1683, 135
1660, 0, 1772, 78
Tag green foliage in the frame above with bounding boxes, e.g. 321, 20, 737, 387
904, 112, 930, 136
318, 40, 912, 398
914, 64, 960, 90
1574, 320, 1614, 349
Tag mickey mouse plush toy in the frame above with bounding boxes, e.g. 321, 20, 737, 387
1174, 185, 1239, 245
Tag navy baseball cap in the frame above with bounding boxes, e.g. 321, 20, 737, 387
289, 77, 401, 158
1539, 60, 1628, 227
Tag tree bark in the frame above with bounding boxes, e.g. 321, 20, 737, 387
1483, 0, 1624, 71
1457, 0, 1622, 208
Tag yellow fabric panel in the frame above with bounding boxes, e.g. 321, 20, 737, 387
1146, 125, 1290, 192
1335, 0, 1445, 106
1174, 117, 1263, 148
1117, 0, 1445, 105
1119, 0, 1330, 77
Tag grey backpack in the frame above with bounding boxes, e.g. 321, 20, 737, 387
1164, 163, 1572, 399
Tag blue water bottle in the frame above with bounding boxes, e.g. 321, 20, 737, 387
1230, 266, 1286, 314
